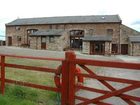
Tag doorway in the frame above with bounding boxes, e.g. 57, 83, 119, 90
112, 44, 118, 54
90, 42, 105, 55
70, 30, 84, 50
121, 44, 128, 55
41, 37, 46, 49
8, 36, 12, 46
70, 38, 82, 49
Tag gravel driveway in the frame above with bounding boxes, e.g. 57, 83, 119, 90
0, 46, 140, 105
1, 46, 140, 61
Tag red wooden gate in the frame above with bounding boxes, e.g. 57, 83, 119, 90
74, 55, 140, 105
0, 51, 140, 105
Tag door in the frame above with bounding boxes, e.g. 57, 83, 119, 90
90, 42, 105, 55
70, 30, 84, 50
70, 38, 82, 49
41, 37, 46, 49
121, 44, 128, 55
8, 36, 12, 46
112, 44, 118, 54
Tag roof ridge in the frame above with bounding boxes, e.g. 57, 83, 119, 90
6, 15, 121, 26
12, 14, 119, 20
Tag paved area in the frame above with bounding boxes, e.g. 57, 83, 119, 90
0, 46, 140, 105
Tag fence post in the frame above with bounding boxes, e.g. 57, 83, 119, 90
1, 56, 5, 95
61, 51, 76, 105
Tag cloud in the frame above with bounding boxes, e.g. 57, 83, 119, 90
0, 0, 140, 33
131, 20, 140, 25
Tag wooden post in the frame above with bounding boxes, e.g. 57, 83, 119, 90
61, 59, 69, 105
61, 51, 76, 105
1, 56, 5, 95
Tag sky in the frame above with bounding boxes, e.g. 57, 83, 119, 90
0, 0, 140, 40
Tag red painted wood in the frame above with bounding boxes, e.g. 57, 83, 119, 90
75, 58, 140, 70
78, 65, 138, 104
76, 73, 140, 84
77, 64, 140, 104
5, 63, 57, 73
0, 52, 140, 105
0, 56, 5, 95
5, 78, 60, 92
76, 85, 140, 102
0, 54, 64, 61
79, 65, 116, 90
61, 61, 69, 105
75, 96, 112, 105
61, 51, 76, 105
77, 83, 140, 105
67, 51, 76, 105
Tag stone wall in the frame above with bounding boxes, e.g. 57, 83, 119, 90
29, 31, 70, 51
7, 22, 140, 56
82, 41, 90, 54
6, 23, 120, 47
105, 42, 111, 55
130, 43, 140, 56
120, 24, 140, 44
30, 37, 37, 49
6, 25, 50, 46
56, 31, 70, 51
120, 25, 140, 55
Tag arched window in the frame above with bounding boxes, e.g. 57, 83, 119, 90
26, 29, 38, 44
70, 30, 84, 36
27, 29, 38, 34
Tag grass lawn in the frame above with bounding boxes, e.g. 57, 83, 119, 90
0, 57, 61, 105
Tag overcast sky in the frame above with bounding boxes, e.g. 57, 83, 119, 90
0, 0, 140, 39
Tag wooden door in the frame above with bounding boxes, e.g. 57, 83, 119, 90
41, 37, 46, 49
121, 44, 128, 55
90, 42, 105, 55
112, 44, 118, 54
8, 36, 12, 46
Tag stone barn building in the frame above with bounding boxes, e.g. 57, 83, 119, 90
6, 15, 140, 55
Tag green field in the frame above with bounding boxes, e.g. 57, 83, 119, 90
0, 57, 61, 105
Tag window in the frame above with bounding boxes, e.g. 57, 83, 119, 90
69, 30, 84, 36
27, 29, 38, 34
15, 26, 20, 31
17, 36, 21, 41
49, 36, 55, 43
70, 31, 75, 35
107, 29, 113, 35
89, 29, 94, 35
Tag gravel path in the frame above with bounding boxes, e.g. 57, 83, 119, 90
1, 46, 140, 62
0, 46, 65, 58
0, 46, 122, 61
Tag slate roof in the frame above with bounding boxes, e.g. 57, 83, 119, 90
129, 36, 140, 42
30, 29, 64, 37
6, 15, 121, 26
83, 35, 112, 41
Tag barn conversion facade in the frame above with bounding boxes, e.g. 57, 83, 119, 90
6, 15, 140, 55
